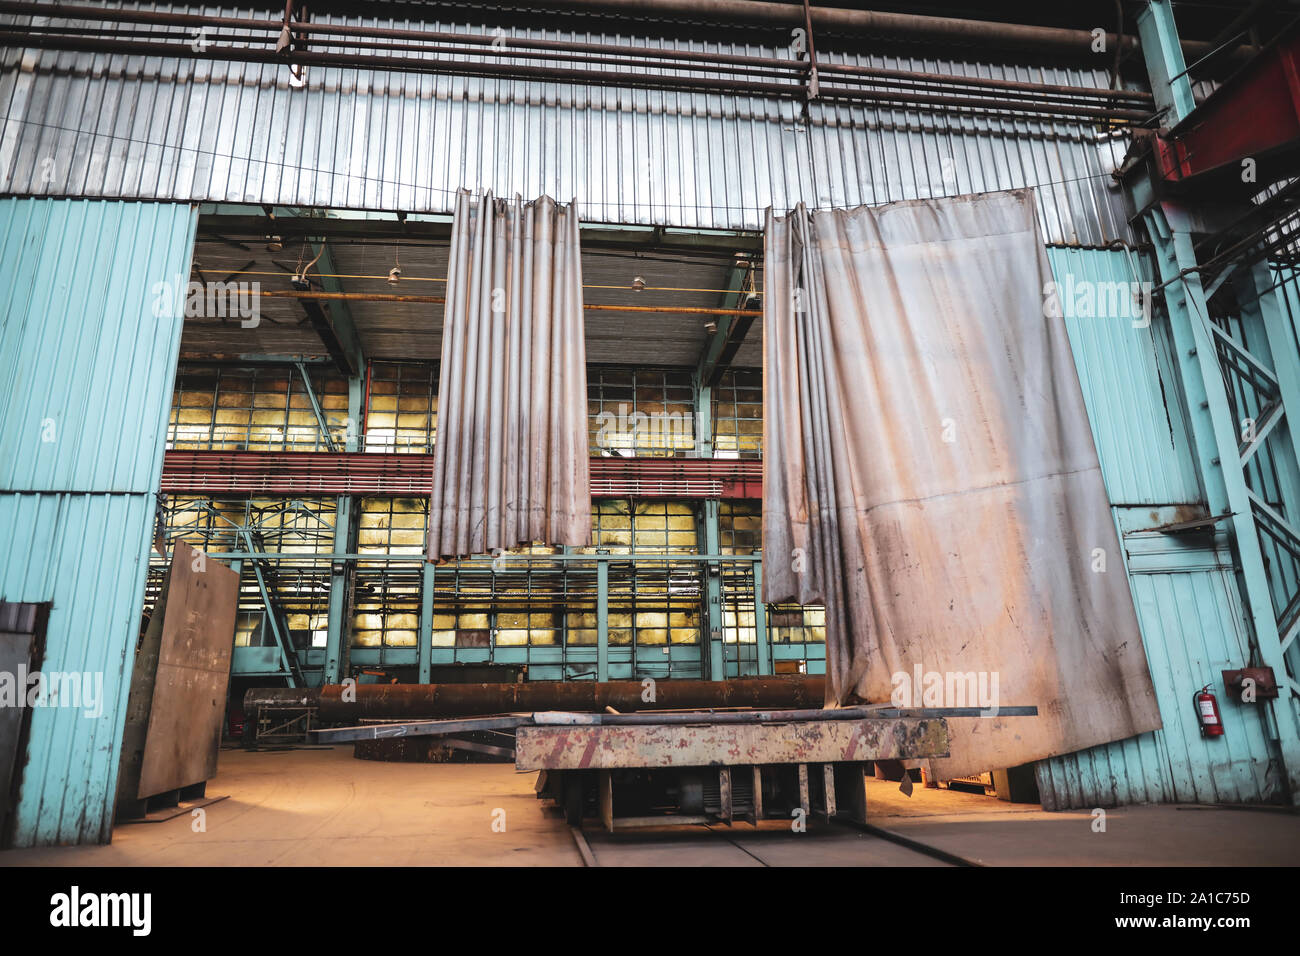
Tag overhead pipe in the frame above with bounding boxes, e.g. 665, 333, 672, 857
0, 28, 1152, 123
0, 3, 1157, 124
0, 0, 1251, 76
245, 676, 827, 720
498, 0, 1249, 65
17, 18, 1154, 104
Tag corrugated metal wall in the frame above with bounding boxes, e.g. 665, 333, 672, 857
0, 198, 197, 847
0, 10, 1132, 245
1049, 248, 1202, 506
1038, 249, 1282, 808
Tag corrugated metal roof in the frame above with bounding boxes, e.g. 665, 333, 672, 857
1, 9, 1135, 245
0, 198, 198, 492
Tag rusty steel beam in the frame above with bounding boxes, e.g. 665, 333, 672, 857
245, 676, 825, 720
160, 449, 763, 499
514, 716, 949, 770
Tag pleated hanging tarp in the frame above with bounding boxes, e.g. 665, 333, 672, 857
763, 188, 1162, 778
427, 189, 590, 560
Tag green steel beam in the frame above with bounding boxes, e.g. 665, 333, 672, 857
323, 495, 355, 685
419, 563, 436, 684
1137, 0, 1197, 125
596, 550, 610, 682
695, 380, 714, 459
308, 239, 365, 377
295, 360, 337, 452
237, 529, 302, 687
699, 500, 726, 680
753, 558, 771, 677
695, 261, 750, 389
346, 372, 364, 453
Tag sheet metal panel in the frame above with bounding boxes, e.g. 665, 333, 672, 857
1037, 522, 1280, 808
135, 541, 239, 798
1050, 248, 1203, 506
515, 717, 948, 770
0, 12, 1134, 244
0, 198, 198, 493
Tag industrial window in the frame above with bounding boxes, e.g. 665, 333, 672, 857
717, 501, 824, 647
712, 368, 762, 459
428, 566, 562, 649
563, 572, 701, 647
354, 498, 562, 648
168, 366, 349, 451
582, 499, 699, 554
357, 497, 428, 555
233, 612, 264, 648
719, 500, 761, 554
354, 498, 426, 648
588, 366, 696, 457
353, 567, 422, 649
157, 496, 338, 555
574, 499, 702, 646
150, 496, 336, 653
365, 361, 438, 453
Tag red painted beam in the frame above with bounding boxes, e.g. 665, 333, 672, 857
1155, 26, 1300, 186
161, 450, 762, 499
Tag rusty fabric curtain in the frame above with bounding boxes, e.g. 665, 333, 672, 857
427, 189, 590, 560
762, 188, 1162, 777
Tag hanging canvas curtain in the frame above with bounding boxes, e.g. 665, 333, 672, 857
427, 189, 590, 561
763, 188, 1162, 778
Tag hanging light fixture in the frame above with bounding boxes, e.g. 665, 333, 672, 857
388, 240, 401, 286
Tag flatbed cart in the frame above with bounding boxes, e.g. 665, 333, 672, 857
310, 704, 1037, 830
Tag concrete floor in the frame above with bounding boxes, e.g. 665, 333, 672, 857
2, 746, 1296, 866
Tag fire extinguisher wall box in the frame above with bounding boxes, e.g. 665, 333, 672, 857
1221, 666, 1280, 700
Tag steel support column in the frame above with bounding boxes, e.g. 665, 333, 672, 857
1137, 0, 1196, 124
419, 562, 435, 684
596, 550, 610, 682
699, 499, 725, 680
753, 557, 770, 677
321, 367, 364, 685
694, 378, 713, 458
323, 495, 355, 685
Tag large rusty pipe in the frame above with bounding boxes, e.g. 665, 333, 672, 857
494, 0, 1249, 66
245, 677, 826, 720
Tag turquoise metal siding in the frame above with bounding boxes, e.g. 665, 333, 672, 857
1039, 249, 1280, 807
1049, 248, 1201, 505
1036, 246, 1283, 806
0, 198, 196, 847
1038, 523, 1279, 807
0, 493, 156, 843
0, 200, 194, 494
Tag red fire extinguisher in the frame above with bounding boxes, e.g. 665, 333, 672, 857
1195, 684, 1224, 738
